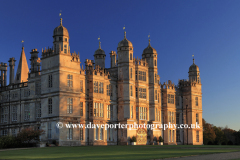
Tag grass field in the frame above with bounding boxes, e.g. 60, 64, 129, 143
0, 145, 240, 160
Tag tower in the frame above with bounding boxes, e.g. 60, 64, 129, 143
40, 17, 82, 146
178, 57, 203, 145
117, 29, 134, 145
142, 37, 160, 121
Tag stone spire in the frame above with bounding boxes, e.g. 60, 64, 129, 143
15, 47, 29, 83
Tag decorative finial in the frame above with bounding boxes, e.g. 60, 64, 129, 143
192, 54, 195, 64
148, 33, 151, 46
123, 25, 126, 39
21, 40, 24, 48
59, 10, 62, 17
98, 36, 101, 49
59, 10, 62, 25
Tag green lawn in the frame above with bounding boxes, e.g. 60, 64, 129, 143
0, 145, 239, 160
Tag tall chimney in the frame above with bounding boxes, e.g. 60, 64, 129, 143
30, 49, 40, 73
4, 63, 7, 86
0, 63, 3, 87
0, 63, 8, 86
8, 57, 16, 84
109, 51, 117, 68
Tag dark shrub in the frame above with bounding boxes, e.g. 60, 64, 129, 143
0, 135, 21, 149
0, 127, 44, 149
207, 141, 214, 145
221, 142, 226, 145
227, 141, 233, 145
131, 136, 137, 142
159, 136, 164, 142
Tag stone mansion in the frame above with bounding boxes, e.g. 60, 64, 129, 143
0, 18, 203, 146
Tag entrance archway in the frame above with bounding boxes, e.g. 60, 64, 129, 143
137, 128, 147, 145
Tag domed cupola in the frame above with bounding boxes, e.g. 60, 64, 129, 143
188, 56, 201, 83
189, 61, 199, 72
94, 40, 105, 56
53, 18, 69, 37
142, 36, 158, 68
142, 39, 157, 55
94, 37, 106, 69
117, 29, 134, 64
53, 18, 70, 54
118, 31, 133, 49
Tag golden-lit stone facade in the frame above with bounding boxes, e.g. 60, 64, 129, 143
0, 19, 203, 146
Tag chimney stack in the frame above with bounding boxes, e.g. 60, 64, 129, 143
8, 57, 16, 84
0, 62, 8, 86
109, 51, 117, 68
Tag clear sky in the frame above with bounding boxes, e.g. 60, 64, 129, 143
0, 0, 239, 131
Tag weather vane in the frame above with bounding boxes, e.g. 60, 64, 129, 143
59, 10, 62, 25
148, 33, 151, 45
21, 40, 24, 47
123, 25, 126, 38
192, 54, 195, 64
59, 10, 62, 17
98, 36, 101, 49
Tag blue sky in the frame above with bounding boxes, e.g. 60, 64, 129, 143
0, 0, 239, 131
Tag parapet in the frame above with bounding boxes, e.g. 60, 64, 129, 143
161, 80, 175, 90
133, 57, 148, 67
0, 82, 28, 91
178, 79, 198, 87
71, 51, 80, 62
41, 47, 55, 58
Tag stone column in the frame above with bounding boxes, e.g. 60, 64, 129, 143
4, 70, 7, 86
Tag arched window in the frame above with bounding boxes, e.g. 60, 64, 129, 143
130, 53, 132, 60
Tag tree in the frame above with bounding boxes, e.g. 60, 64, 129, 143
213, 126, 227, 145
203, 119, 216, 145
17, 127, 44, 144
222, 127, 236, 145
